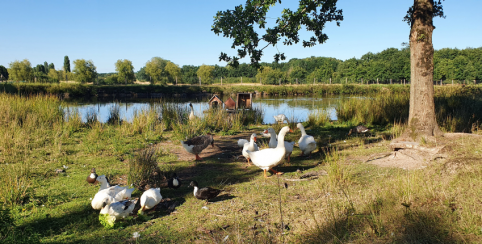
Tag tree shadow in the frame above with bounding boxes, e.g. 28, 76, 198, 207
296, 198, 464, 244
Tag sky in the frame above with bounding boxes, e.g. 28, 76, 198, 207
1, 0, 481, 73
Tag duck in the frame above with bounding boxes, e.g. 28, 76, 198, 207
296, 123, 317, 158
348, 125, 370, 136
247, 126, 293, 177
189, 103, 196, 120
86, 167, 98, 184
181, 134, 214, 161
100, 198, 138, 219
96, 175, 135, 200
139, 188, 162, 215
189, 180, 222, 202
238, 133, 259, 166
273, 114, 289, 124
266, 128, 295, 162
168, 173, 182, 189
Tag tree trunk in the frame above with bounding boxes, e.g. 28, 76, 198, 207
400, 0, 443, 141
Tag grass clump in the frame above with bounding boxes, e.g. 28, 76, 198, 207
128, 148, 161, 189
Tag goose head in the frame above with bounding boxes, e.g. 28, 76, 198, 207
250, 133, 257, 142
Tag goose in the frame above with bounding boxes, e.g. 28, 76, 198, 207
189, 180, 222, 202
238, 133, 259, 166
273, 114, 289, 124
189, 103, 196, 120
261, 129, 277, 139
296, 123, 317, 158
348, 125, 370, 136
86, 168, 98, 184
91, 187, 117, 210
100, 198, 138, 219
266, 128, 295, 162
168, 173, 182, 189
96, 175, 135, 200
139, 188, 162, 215
181, 134, 214, 161
247, 126, 293, 177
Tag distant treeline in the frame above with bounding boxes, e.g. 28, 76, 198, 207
1, 47, 481, 85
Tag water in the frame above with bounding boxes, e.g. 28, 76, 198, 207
63, 95, 355, 124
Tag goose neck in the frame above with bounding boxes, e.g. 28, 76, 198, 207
299, 126, 307, 136
277, 131, 287, 148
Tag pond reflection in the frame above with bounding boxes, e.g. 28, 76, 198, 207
63, 95, 357, 124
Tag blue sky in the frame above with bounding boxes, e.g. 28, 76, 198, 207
1, 0, 481, 73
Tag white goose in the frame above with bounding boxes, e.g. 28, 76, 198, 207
266, 128, 295, 162
96, 175, 135, 200
247, 126, 293, 177
139, 188, 162, 215
273, 114, 289, 124
297, 123, 317, 157
189, 103, 196, 120
237, 133, 259, 166
100, 198, 138, 219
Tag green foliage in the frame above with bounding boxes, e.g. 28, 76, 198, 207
63, 55, 70, 72
145, 57, 170, 85
8, 59, 33, 82
99, 214, 117, 229
73, 59, 97, 83
196, 65, 215, 84
43, 61, 48, 74
0, 208, 40, 243
115, 59, 135, 84
165, 61, 181, 84
47, 69, 60, 83
255, 67, 285, 85
136, 66, 149, 81
0, 65, 8, 80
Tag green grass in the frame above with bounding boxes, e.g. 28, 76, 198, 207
1, 92, 482, 243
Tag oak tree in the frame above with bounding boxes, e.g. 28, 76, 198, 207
213, 0, 446, 141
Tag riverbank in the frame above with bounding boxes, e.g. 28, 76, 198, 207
2, 82, 481, 98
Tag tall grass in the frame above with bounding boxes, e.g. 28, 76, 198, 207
128, 148, 161, 189
337, 88, 482, 133
307, 109, 331, 127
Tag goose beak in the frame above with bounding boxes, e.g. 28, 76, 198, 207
263, 130, 268, 133
289, 129, 293, 133
254, 137, 257, 142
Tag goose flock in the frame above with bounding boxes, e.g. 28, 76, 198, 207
87, 106, 370, 227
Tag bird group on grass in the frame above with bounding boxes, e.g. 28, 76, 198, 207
85, 105, 370, 228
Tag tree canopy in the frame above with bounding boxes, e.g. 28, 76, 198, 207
64, 56, 71, 72
9, 59, 33, 82
115, 59, 135, 84
145, 57, 170, 84
73, 59, 97, 83
0, 65, 9, 80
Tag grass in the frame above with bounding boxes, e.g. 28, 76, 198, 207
1, 92, 482, 243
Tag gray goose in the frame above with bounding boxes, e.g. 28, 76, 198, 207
181, 134, 214, 161
348, 125, 370, 136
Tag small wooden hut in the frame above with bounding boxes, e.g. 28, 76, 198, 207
236, 93, 252, 109
224, 97, 236, 110
208, 95, 223, 109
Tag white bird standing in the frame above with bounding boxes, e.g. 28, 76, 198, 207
139, 188, 162, 215
237, 133, 259, 166
273, 114, 289, 124
296, 123, 317, 158
266, 128, 295, 162
247, 126, 293, 178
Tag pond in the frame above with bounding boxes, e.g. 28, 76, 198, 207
63, 95, 360, 124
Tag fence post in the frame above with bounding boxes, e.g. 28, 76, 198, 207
296, 78, 298, 84
390, 79, 392, 84
260, 77, 262, 85
279, 78, 281, 86
377, 78, 379, 84
330, 78, 332, 84
313, 78, 315, 85
452, 79, 453, 85
176, 76, 178, 85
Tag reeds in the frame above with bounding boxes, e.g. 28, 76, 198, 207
128, 148, 161, 188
